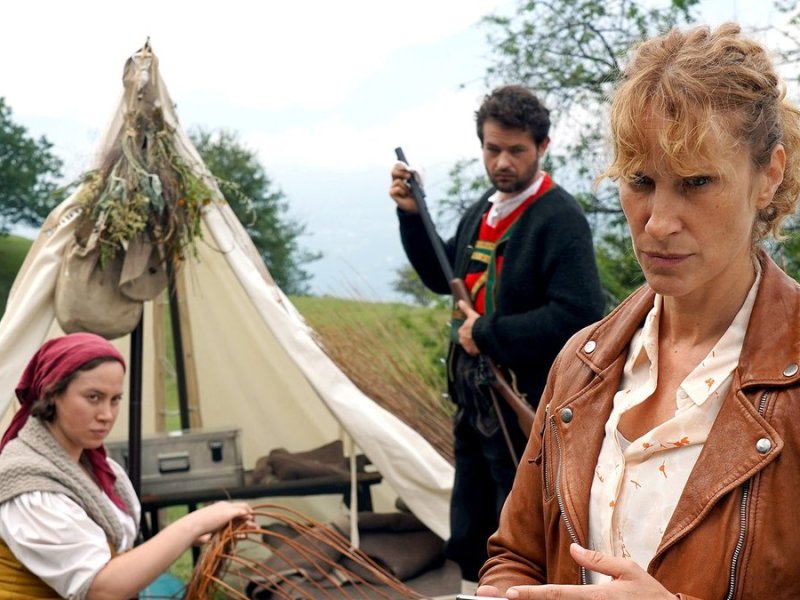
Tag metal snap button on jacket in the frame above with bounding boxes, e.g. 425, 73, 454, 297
756, 438, 772, 454
783, 363, 799, 377
561, 408, 574, 423
583, 340, 597, 354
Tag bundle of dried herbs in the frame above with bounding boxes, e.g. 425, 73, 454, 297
74, 43, 214, 268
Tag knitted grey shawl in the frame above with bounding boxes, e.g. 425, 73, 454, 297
0, 417, 140, 550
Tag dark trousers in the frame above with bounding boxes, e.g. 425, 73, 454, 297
443, 353, 528, 581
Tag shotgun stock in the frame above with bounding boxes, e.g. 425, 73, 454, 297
394, 147, 534, 437
449, 278, 534, 437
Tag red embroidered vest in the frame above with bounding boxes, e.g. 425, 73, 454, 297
464, 174, 554, 314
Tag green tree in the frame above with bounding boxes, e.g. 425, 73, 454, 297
759, 1, 800, 71
436, 158, 490, 231
435, 149, 554, 227
190, 128, 320, 295
392, 264, 443, 307
754, 2, 800, 273
435, 1, 800, 307
471, 0, 700, 306
0, 97, 63, 233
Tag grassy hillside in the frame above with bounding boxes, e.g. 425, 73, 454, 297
292, 295, 453, 463
0, 234, 32, 315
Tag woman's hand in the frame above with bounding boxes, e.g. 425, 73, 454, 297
89, 501, 256, 598
484, 544, 678, 600
474, 584, 504, 597
185, 501, 255, 544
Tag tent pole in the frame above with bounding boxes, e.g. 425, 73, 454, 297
128, 314, 144, 497
167, 259, 191, 431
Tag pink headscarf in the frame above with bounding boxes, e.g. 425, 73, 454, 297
1, 332, 129, 511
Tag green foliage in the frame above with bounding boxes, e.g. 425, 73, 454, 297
480, 0, 700, 191
595, 226, 646, 309
392, 263, 445, 307
76, 110, 215, 266
433, 1, 704, 309
752, 3, 800, 90
472, 0, 700, 306
771, 228, 800, 283
483, 0, 699, 108
0, 234, 32, 315
436, 157, 490, 230
0, 98, 64, 233
291, 295, 449, 392
190, 128, 320, 295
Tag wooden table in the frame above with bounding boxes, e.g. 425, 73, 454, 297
139, 468, 384, 539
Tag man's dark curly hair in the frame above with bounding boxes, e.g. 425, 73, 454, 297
475, 85, 551, 145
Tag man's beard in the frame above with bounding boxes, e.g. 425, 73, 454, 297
491, 174, 529, 193
489, 159, 540, 194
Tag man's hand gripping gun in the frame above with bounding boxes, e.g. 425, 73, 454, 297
394, 147, 535, 438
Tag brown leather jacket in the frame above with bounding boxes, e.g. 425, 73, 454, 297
480, 253, 800, 599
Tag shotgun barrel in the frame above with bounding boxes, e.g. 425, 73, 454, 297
393, 147, 534, 437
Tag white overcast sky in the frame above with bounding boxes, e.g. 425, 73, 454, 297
0, 0, 786, 299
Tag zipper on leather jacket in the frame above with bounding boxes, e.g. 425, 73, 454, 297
725, 390, 769, 600
539, 404, 552, 497
551, 414, 588, 585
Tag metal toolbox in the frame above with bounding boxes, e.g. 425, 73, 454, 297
106, 428, 244, 496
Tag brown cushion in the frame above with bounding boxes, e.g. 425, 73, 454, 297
266, 441, 348, 481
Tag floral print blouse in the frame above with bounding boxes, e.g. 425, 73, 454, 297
587, 268, 761, 582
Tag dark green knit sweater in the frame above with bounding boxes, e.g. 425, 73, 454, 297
398, 183, 605, 410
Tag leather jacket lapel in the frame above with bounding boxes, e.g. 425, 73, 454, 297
656, 380, 783, 556
552, 356, 624, 545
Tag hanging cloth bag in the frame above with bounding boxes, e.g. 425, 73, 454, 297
54, 238, 143, 340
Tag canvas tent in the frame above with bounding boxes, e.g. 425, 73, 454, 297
0, 43, 453, 541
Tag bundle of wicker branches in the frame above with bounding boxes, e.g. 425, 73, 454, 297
183, 503, 429, 600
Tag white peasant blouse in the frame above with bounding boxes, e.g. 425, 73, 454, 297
0, 459, 140, 599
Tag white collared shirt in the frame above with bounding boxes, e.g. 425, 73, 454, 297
486, 172, 545, 227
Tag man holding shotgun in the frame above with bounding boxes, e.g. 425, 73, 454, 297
388, 85, 604, 591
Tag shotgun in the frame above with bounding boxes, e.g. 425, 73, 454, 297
394, 147, 535, 437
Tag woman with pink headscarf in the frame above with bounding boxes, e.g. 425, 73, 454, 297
0, 332, 254, 599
